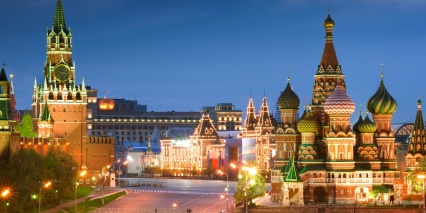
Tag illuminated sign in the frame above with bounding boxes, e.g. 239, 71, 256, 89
99, 99, 114, 110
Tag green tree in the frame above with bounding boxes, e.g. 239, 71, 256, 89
234, 168, 266, 207
7, 149, 47, 212
16, 114, 38, 138
45, 148, 77, 200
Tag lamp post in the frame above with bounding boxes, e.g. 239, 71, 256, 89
1, 188, 10, 212
100, 165, 110, 205
39, 181, 51, 213
218, 170, 229, 213
240, 166, 256, 213
418, 174, 425, 213
74, 169, 87, 213
118, 160, 128, 189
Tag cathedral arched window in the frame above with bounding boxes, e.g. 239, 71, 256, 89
0, 85, 3, 94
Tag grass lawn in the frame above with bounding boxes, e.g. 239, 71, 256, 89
76, 186, 94, 199
65, 190, 126, 213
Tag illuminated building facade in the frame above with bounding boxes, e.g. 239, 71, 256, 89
239, 96, 276, 171
19, 0, 115, 185
201, 103, 243, 131
160, 114, 225, 175
87, 96, 200, 143
401, 99, 426, 202
242, 10, 401, 205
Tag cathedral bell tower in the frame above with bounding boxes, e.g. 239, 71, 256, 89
310, 10, 347, 139
32, 0, 88, 169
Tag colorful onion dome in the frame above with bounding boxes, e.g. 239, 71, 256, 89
323, 10, 335, 28
358, 113, 377, 133
277, 77, 300, 109
297, 110, 319, 133
324, 80, 355, 115
352, 111, 363, 134
367, 74, 397, 114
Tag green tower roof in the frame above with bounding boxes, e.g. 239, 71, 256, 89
284, 157, 301, 182
40, 103, 53, 122
0, 65, 8, 81
52, 0, 68, 34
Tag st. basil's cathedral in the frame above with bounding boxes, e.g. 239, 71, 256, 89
240, 10, 404, 205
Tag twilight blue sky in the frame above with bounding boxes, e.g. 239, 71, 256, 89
0, 0, 425, 124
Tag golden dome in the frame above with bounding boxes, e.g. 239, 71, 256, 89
323, 10, 335, 28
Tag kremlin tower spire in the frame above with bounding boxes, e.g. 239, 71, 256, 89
52, 0, 68, 34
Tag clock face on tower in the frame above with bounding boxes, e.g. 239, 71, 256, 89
55, 64, 70, 82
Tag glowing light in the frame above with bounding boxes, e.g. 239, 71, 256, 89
1, 189, 9, 197
172, 139, 191, 147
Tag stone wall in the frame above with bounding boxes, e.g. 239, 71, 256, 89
233, 206, 423, 213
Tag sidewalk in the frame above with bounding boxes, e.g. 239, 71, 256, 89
42, 187, 123, 213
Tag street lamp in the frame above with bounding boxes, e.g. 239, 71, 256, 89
118, 160, 128, 189
100, 165, 110, 204
218, 170, 229, 213
240, 166, 257, 213
1, 188, 10, 213
172, 201, 185, 212
74, 169, 87, 213
39, 181, 51, 213
418, 174, 425, 213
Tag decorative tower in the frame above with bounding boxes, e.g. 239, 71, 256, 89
191, 114, 221, 169
274, 77, 301, 166
255, 96, 274, 171
278, 77, 300, 125
297, 109, 320, 163
310, 10, 346, 139
323, 79, 356, 170
0, 65, 19, 162
367, 73, 397, 169
38, 102, 54, 138
281, 155, 304, 206
243, 97, 257, 133
406, 99, 426, 170
32, 0, 88, 169
355, 112, 380, 169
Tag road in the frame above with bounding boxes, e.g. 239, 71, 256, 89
96, 178, 242, 213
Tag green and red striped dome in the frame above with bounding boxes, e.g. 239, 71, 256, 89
367, 77, 397, 114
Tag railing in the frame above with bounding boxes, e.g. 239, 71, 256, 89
307, 177, 395, 184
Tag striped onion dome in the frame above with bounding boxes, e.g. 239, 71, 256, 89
324, 81, 355, 115
352, 111, 363, 134
297, 110, 319, 133
278, 78, 300, 109
358, 113, 377, 133
367, 75, 397, 114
